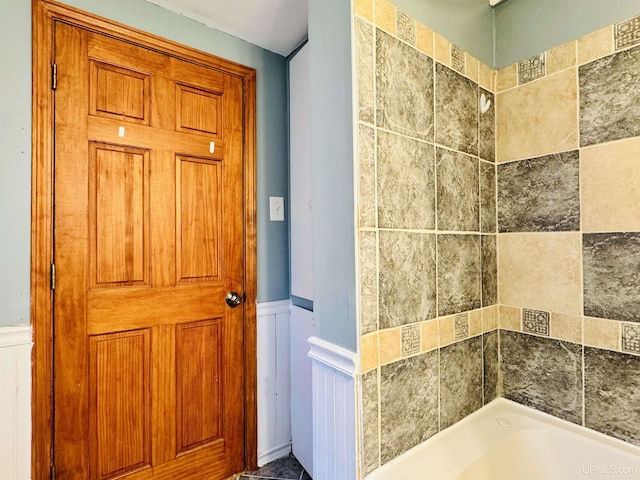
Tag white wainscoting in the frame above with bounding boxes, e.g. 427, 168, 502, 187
257, 301, 292, 466
0, 326, 32, 480
308, 336, 358, 480
289, 305, 314, 474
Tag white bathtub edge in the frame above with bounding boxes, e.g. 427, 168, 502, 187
366, 398, 640, 480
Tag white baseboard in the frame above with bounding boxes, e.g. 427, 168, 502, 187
0, 325, 32, 480
258, 441, 292, 467
308, 336, 357, 480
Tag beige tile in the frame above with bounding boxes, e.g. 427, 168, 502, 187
438, 315, 454, 346
469, 309, 482, 336
498, 233, 583, 315
584, 316, 619, 351
434, 32, 451, 66
581, 137, 640, 232
355, 0, 374, 23
465, 52, 479, 83
479, 62, 494, 92
379, 327, 401, 364
496, 63, 517, 92
483, 305, 499, 332
374, 0, 396, 35
421, 319, 438, 352
550, 313, 582, 344
361, 332, 379, 371
578, 25, 614, 65
416, 22, 434, 57
546, 40, 577, 75
499, 305, 521, 331
496, 68, 578, 163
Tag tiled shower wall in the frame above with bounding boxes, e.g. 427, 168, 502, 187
354, 0, 499, 475
355, 1, 640, 477
494, 16, 640, 445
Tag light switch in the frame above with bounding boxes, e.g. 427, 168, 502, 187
269, 196, 285, 221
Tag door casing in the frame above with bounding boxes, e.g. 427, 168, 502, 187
31, 1, 258, 477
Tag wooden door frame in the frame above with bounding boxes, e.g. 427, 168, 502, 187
31, 1, 258, 477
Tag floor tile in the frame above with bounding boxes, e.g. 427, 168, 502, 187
243, 453, 308, 480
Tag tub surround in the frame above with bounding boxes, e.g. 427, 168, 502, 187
355, 0, 498, 475
493, 11, 640, 449
356, 1, 640, 477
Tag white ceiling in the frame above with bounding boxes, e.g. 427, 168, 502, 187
145, 0, 308, 57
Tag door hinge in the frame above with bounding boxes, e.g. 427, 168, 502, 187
50, 263, 56, 290
50, 465, 56, 480
51, 63, 57, 91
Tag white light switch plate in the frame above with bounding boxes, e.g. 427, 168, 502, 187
269, 196, 285, 221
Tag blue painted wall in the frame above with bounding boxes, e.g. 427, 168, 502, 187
308, 0, 357, 351
392, 0, 495, 68
0, 0, 289, 326
494, 0, 640, 68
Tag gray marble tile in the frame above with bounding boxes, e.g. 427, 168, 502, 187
379, 231, 437, 328
440, 336, 483, 429
376, 29, 434, 140
501, 331, 583, 425
435, 63, 478, 156
359, 231, 378, 335
580, 46, 640, 146
436, 148, 479, 232
377, 130, 435, 229
480, 161, 496, 233
437, 234, 481, 316
481, 235, 497, 307
585, 347, 640, 446
583, 233, 640, 322
479, 88, 495, 163
380, 351, 439, 464
483, 331, 499, 404
358, 124, 376, 228
362, 369, 379, 475
356, 18, 374, 124
497, 151, 580, 232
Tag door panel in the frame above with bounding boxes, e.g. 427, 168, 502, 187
89, 330, 152, 479
177, 157, 222, 282
53, 20, 246, 480
89, 143, 149, 288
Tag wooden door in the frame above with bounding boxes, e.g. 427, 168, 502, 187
52, 21, 246, 479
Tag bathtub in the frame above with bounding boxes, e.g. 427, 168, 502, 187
366, 398, 640, 480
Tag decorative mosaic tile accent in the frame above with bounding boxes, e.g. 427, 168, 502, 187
401, 324, 421, 356
455, 313, 469, 341
622, 323, 640, 354
518, 53, 545, 84
615, 15, 640, 50
396, 10, 416, 46
451, 44, 465, 74
522, 308, 550, 336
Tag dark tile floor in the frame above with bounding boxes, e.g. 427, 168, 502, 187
236, 453, 312, 480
